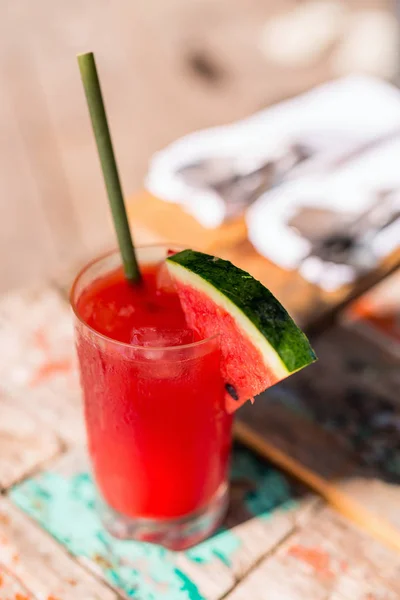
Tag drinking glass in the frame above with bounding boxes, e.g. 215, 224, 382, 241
70, 246, 233, 549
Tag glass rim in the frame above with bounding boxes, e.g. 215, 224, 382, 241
69, 245, 219, 352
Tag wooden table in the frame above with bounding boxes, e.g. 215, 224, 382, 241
1, 274, 400, 597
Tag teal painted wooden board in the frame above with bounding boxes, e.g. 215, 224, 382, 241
10, 445, 315, 600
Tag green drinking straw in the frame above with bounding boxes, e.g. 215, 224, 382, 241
77, 52, 141, 283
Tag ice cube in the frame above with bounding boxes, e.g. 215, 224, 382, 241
156, 263, 176, 294
130, 327, 195, 347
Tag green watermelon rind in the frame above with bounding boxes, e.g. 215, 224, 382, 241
167, 249, 316, 376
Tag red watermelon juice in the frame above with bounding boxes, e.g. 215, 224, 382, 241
71, 246, 232, 548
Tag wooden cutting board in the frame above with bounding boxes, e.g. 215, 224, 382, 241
128, 191, 400, 332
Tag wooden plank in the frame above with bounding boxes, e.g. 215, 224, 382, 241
10, 386, 85, 448
0, 286, 85, 446
0, 497, 119, 600
236, 324, 400, 552
10, 446, 318, 600
340, 268, 400, 358
236, 401, 357, 484
0, 41, 57, 294
128, 192, 248, 253
226, 507, 400, 600
0, 287, 75, 395
340, 475, 400, 533
0, 564, 35, 600
0, 394, 60, 490
0, 13, 86, 276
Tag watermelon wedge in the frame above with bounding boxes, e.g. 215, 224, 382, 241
166, 249, 316, 413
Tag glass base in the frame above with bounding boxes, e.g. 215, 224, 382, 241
99, 483, 229, 550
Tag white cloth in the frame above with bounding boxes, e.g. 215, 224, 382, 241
146, 76, 400, 290
246, 76, 400, 290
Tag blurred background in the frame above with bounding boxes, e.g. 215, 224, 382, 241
1, 0, 398, 292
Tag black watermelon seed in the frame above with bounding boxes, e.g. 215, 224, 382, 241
225, 383, 239, 401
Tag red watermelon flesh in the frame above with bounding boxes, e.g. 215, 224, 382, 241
175, 281, 279, 413
166, 250, 316, 414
